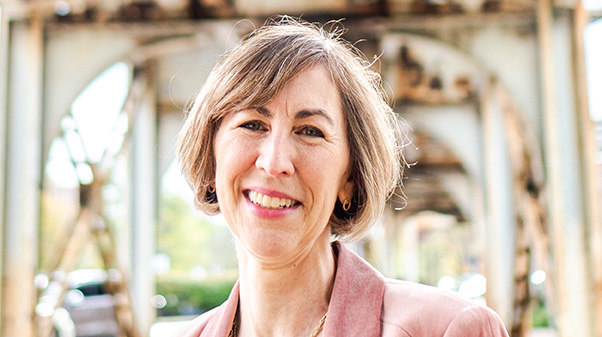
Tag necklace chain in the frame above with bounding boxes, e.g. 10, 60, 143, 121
229, 312, 327, 337
310, 312, 327, 337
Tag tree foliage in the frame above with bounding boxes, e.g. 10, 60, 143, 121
158, 194, 237, 276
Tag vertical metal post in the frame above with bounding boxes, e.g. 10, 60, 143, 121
129, 65, 158, 336
0, 5, 7, 333
480, 77, 515, 325
536, 0, 566, 333
1, 13, 43, 337
572, 2, 602, 336
537, 0, 594, 335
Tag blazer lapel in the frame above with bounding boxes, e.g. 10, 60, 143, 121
322, 241, 385, 337
199, 281, 239, 337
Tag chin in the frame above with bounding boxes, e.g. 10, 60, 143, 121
238, 229, 309, 265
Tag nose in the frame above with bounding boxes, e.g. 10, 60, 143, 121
255, 131, 295, 177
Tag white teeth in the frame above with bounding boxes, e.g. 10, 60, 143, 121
248, 191, 296, 209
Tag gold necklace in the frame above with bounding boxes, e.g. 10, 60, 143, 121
229, 312, 327, 337
310, 312, 328, 337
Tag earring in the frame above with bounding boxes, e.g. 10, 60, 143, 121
334, 197, 354, 220
343, 198, 351, 212
205, 185, 217, 203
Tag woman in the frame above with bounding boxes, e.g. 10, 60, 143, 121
175, 17, 509, 337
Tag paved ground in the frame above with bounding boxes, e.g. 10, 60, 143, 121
150, 317, 193, 336
528, 328, 557, 337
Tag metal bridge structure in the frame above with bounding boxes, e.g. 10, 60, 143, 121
0, 1, 601, 336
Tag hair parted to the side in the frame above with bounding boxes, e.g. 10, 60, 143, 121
176, 16, 406, 241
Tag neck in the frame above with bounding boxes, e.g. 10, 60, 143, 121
235, 231, 335, 337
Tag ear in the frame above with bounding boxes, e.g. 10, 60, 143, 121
337, 176, 354, 203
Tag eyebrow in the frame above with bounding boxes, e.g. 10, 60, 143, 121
255, 107, 335, 126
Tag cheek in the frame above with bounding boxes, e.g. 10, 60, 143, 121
301, 149, 348, 199
214, 137, 256, 189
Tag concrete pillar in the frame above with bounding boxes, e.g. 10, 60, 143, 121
537, 2, 594, 336
481, 78, 516, 325
0, 16, 43, 337
129, 67, 158, 336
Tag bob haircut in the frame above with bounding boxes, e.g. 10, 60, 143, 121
177, 16, 405, 241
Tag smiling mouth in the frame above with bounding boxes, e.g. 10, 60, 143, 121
247, 190, 299, 210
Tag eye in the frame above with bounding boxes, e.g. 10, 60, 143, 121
299, 126, 325, 138
240, 121, 264, 131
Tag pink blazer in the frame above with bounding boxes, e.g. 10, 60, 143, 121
173, 241, 509, 337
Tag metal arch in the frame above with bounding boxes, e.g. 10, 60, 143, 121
35, 66, 150, 337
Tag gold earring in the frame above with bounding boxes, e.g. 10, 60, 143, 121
208, 186, 215, 193
342, 198, 351, 212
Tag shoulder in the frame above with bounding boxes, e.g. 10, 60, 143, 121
382, 278, 474, 315
381, 279, 509, 337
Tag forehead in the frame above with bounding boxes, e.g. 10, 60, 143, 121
265, 64, 343, 118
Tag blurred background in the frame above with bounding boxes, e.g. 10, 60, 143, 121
1, 0, 601, 336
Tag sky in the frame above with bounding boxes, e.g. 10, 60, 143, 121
46, 63, 130, 189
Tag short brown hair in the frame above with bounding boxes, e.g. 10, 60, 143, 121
177, 17, 405, 241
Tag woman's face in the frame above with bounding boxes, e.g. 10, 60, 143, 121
213, 64, 353, 264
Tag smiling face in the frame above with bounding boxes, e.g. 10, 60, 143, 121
213, 64, 353, 264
